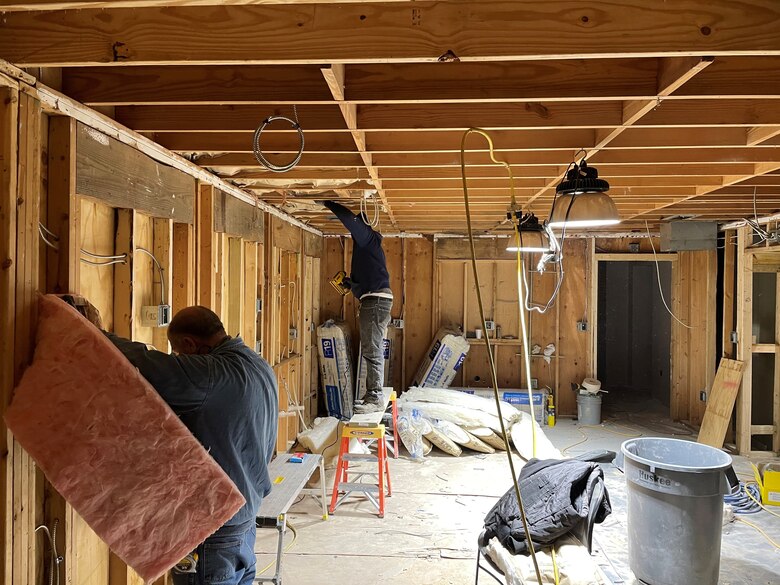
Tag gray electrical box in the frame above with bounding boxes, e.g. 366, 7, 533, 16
659, 222, 717, 251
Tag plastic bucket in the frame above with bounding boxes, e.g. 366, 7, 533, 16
576, 393, 602, 425
621, 438, 734, 585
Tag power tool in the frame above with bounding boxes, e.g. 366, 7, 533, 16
329, 271, 352, 296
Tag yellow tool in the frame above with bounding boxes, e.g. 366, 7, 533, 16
547, 393, 556, 427
173, 552, 198, 574
329, 271, 352, 296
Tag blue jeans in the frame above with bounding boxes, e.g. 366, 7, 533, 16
359, 296, 393, 397
172, 521, 256, 585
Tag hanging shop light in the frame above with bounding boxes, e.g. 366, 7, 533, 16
505, 212, 553, 253
548, 159, 620, 228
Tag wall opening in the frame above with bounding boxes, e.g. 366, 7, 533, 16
597, 261, 672, 413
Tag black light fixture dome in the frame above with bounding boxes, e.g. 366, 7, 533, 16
549, 159, 620, 229
555, 160, 610, 195
506, 212, 552, 253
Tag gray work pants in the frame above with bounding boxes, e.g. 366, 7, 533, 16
359, 296, 393, 397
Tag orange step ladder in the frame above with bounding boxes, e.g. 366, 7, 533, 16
329, 388, 394, 517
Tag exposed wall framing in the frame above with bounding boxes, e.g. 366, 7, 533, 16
734, 227, 780, 455
1, 72, 325, 585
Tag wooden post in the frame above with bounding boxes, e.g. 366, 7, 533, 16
775, 271, 780, 453
171, 222, 195, 315
722, 230, 736, 358
735, 227, 753, 454
0, 84, 19, 585
242, 240, 258, 347
151, 217, 172, 352
196, 183, 216, 311
46, 116, 79, 294
226, 236, 245, 337
113, 209, 135, 338
13, 90, 43, 585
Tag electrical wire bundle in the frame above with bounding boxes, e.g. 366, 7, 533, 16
253, 105, 305, 173
724, 482, 762, 515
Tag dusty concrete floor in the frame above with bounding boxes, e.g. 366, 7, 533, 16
254, 404, 780, 584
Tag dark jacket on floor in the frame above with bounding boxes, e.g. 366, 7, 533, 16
483, 458, 611, 555
323, 200, 390, 299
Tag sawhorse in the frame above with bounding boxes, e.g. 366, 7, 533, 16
256, 453, 327, 585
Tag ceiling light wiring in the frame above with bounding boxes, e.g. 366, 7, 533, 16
461, 127, 544, 585
253, 105, 305, 173
645, 221, 693, 330
360, 191, 381, 228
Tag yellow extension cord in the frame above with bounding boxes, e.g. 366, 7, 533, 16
460, 128, 546, 584
255, 521, 298, 577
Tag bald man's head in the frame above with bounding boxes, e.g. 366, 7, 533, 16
167, 306, 227, 355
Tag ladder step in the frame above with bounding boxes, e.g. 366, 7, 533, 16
342, 454, 379, 462
337, 482, 380, 493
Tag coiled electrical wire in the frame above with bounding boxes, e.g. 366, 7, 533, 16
252, 105, 304, 173
724, 482, 762, 515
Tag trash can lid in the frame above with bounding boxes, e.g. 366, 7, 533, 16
621, 437, 732, 473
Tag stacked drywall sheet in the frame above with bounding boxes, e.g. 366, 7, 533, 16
355, 335, 393, 400
456, 387, 549, 425
412, 328, 470, 388
316, 320, 354, 420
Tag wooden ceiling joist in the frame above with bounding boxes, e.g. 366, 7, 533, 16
2, 2, 780, 67
321, 64, 396, 228
60, 56, 780, 107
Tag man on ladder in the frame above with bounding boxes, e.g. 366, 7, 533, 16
320, 199, 393, 414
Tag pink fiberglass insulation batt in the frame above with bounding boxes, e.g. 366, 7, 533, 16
5, 295, 246, 581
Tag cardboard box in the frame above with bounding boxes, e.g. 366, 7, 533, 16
355, 336, 393, 401
412, 328, 470, 388
316, 320, 354, 420
455, 387, 548, 425
756, 463, 780, 507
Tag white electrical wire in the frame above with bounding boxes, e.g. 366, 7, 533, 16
135, 247, 166, 305
645, 221, 693, 330
360, 191, 380, 228
252, 105, 304, 173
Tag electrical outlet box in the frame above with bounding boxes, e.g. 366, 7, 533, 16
391, 318, 404, 329
289, 327, 298, 340
484, 320, 496, 331
730, 331, 738, 344
531, 378, 538, 390
700, 390, 707, 402
577, 320, 588, 332
255, 341, 262, 354
256, 298, 262, 313
140, 304, 171, 328
628, 242, 640, 253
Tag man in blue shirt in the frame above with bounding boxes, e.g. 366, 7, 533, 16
82, 302, 278, 585
322, 200, 393, 413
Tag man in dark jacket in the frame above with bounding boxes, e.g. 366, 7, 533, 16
83, 303, 278, 585
322, 199, 392, 413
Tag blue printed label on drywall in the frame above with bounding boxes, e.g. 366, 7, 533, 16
322, 339, 335, 359
454, 353, 466, 371
429, 340, 442, 360
325, 385, 340, 417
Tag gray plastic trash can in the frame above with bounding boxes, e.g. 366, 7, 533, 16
621, 437, 734, 585
577, 392, 602, 425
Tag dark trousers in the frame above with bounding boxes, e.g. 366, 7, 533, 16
359, 296, 393, 396
172, 520, 256, 585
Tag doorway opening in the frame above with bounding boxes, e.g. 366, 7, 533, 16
597, 261, 672, 416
